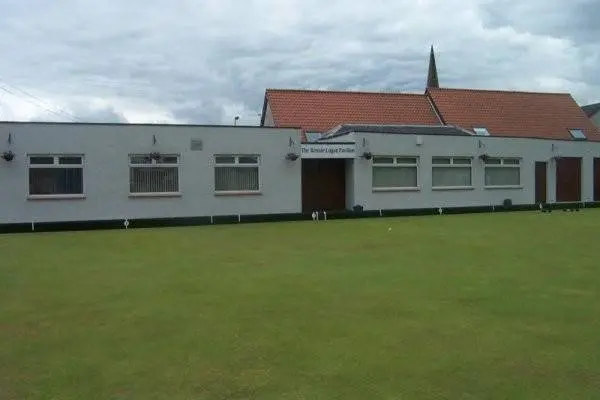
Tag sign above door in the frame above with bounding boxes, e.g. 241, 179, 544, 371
300, 143, 356, 159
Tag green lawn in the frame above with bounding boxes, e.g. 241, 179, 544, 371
2, 210, 600, 399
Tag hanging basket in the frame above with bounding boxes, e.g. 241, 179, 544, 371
1, 151, 15, 162
285, 152, 299, 161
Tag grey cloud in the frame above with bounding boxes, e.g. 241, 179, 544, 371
71, 105, 128, 123
170, 100, 228, 126
480, 0, 600, 44
0, 0, 598, 124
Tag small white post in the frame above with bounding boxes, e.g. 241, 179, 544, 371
379, 209, 382, 217
31, 221, 35, 231
210, 216, 214, 224
238, 214, 241, 223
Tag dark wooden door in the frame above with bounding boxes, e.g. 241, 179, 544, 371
594, 158, 600, 201
301, 159, 346, 213
556, 157, 582, 202
535, 161, 547, 204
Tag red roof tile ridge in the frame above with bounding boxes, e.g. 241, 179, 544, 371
265, 88, 426, 96
428, 86, 571, 97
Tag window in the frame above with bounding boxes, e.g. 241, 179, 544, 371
129, 153, 180, 195
484, 157, 521, 187
214, 154, 260, 193
473, 127, 490, 136
28, 155, 84, 198
569, 129, 586, 140
432, 157, 472, 188
372, 156, 419, 190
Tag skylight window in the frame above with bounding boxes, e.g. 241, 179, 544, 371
305, 132, 323, 142
473, 127, 490, 136
569, 129, 587, 140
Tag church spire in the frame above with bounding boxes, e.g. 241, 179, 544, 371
427, 45, 439, 89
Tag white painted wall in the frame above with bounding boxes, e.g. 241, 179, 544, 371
3, 122, 599, 226
350, 132, 600, 211
262, 103, 275, 126
345, 159, 355, 209
0, 123, 302, 224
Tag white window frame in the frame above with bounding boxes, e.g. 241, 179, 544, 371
484, 157, 522, 189
27, 154, 85, 199
568, 129, 587, 140
128, 153, 181, 197
431, 156, 474, 190
214, 154, 261, 195
372, 156, 420, 192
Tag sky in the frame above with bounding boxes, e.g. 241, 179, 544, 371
0, 0, 598, 125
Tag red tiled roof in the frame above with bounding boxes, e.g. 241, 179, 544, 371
263, 89, 442, 138
427, 87, 600, 141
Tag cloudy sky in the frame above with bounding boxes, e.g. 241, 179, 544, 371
0, 0, 598, 125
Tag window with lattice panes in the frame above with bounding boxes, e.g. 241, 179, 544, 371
214, 155, 260, 193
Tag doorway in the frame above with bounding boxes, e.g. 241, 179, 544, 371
594, 158, 600, 201
301, 159, 346, 213
535, 161, 547, 204
555, 157, 582, 202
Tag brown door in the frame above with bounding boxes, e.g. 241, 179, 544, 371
594, 158, 600, 201
535, 161, 547, 204
301, 159, 346, 213
556, 157, 582, 202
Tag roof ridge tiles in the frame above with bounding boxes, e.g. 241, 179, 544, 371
265, 88, 426, 96
428, 86, 571, 96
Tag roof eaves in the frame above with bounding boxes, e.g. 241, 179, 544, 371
329, 124, 474, 137
0, 120, 304, 130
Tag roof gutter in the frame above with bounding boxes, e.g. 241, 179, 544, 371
425, 89, 446, 125
259, 93, 269, 126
